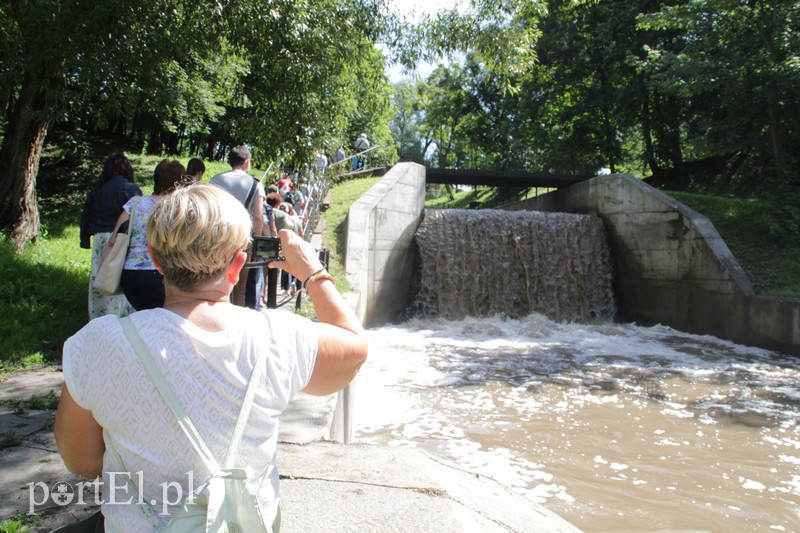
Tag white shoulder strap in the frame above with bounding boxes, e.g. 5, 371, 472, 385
223, 312, 270, 468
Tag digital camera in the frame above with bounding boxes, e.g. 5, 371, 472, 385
251, 236, 284, 262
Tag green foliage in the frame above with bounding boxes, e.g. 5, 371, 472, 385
388, 0, 800, 198
390, 81, 428, 164
392, 0, 542, 92
1, 0, 398, 247
0, 515, 39, 533
23, 390, 60, 411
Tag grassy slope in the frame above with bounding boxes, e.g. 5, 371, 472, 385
295, 176, 382, 319
667, 191, 800, 298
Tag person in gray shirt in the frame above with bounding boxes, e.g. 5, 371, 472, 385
210, 145, 265, 308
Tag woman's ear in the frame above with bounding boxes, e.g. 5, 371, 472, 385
148, 245, 164, 275
227, 250, 248, 284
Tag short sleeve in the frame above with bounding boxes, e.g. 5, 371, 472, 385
62, 316, 117, 409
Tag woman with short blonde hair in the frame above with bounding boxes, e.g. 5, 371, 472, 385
147, 185, 251, 291
55, 184, 368, 531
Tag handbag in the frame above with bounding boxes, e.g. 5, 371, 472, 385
113, 316, 276, 532
93, 198, 139, 296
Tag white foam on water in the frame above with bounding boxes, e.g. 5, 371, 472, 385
355, 313, 800, 531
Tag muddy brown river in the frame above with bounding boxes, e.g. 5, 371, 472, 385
355, 314, 800, 532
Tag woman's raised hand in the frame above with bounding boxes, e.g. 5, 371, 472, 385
269, 229, 325, 283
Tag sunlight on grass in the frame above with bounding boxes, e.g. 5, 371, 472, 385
324, 176, 382, 286
668, 191, 800, 298
295, 175, 381, 319
0, 226, 89, 371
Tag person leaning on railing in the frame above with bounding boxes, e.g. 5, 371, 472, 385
55, 184, 368, 531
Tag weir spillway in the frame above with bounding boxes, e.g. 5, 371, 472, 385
409, 209, 615, 323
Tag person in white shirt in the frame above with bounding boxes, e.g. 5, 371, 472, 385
314, 151, 328, 179
55, 184, 368, 532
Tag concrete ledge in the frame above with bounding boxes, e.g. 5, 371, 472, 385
509, 173, 800, 355
345, 163, 426, 327
278, 441, 581, 532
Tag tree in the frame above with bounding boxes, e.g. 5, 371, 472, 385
0, 0, 394, 249
636, 0, 800, 189
0, 0, 221, 249
390, 81, 427, 164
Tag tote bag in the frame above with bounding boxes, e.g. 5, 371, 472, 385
93, 198, 139, 296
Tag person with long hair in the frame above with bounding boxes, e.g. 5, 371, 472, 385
80, 152, 142, 319
55, 184, 368, 531
186, 157, 205, 183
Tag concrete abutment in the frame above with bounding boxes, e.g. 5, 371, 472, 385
346, 167, 799, 356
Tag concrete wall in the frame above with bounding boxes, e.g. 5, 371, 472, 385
345, 162, 426, 327
508, 173, 800, 356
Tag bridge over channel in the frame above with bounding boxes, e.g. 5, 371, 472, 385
425, 167, 592, 188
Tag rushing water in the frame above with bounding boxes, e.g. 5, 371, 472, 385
409, 209, 615, 322
356, 209, 798, 531
355, 315, 800, 532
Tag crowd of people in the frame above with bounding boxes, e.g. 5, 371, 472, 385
63, 143, 370, 531
79, 143, 345, 317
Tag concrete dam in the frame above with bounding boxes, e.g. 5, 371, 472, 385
344, 162, 800, 356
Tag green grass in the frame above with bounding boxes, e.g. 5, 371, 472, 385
425, 185, 554, 209
667, 191, 800, 298
0, 226, 89, 371
323, 176, 382, 285
296, 175, 382, 319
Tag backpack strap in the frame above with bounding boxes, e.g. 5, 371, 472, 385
244, 176, 259, 211
222, 312, 270, 469
119, 314, 270, 472
120, 316, 220, 473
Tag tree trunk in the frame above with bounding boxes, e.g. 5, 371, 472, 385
0, 70, 56, 250
766, 78, 782, 159
204, 135, 217, 160
641, 87, 660, 176
165, 129, 179, 155
146, 123, 161, 154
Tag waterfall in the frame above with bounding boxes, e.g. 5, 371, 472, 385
408, 209, 616, 322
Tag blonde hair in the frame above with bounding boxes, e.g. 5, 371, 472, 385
146, 184, 252, 291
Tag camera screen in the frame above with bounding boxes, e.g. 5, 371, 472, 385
253, 237, 281, 260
